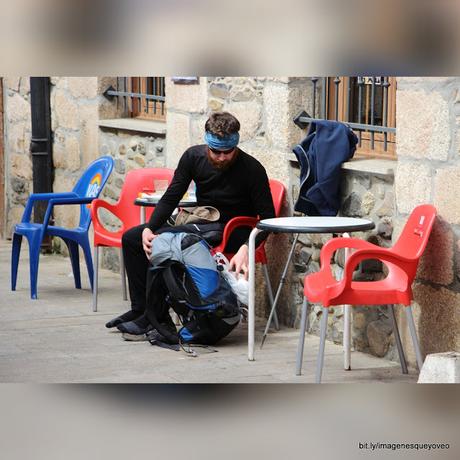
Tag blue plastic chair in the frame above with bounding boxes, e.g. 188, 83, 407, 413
11, 156, 114, 299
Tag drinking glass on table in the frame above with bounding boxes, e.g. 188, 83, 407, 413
153, 179, 169, 195
184, 181, 196, 200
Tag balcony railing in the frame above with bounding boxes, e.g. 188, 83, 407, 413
104, 77, 166, 121
295, 77, 396, 158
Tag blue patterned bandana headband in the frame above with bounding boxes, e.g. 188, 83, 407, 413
204, 131, 239, 151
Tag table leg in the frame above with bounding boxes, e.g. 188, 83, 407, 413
140, 207, 146, 225
248, 227, 261, 361
343, 232, 352, 370
261, 233, 299, 348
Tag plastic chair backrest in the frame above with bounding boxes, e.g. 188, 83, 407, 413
252, 179, 286, 263
116, 168, 175, 228
269, 179, 286, 217
72, 156, 114, 229
392, 204, 437, 260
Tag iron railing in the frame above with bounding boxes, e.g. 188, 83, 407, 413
294, 77, 396, 155
103, 77, 166, 119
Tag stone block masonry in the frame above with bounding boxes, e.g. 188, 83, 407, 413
395, 77, 460, 366
3, 77, 32, 238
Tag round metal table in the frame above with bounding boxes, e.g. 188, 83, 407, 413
257, 216, 375, 234
247, 216, 375, 366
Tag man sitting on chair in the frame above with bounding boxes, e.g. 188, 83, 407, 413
105, 111, 275, 339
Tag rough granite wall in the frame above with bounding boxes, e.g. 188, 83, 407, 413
394, 77, 460, 364
3, 77, 103, 244
3, 76, 166, 272
49, 77, 100, 255
3, 77, 32, 238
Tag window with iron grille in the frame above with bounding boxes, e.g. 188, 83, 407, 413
106, 77, 166, 121
298, 77, 396, 159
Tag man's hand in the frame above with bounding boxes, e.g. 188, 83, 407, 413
142, 227, 157, 259
228, 244, 249, 280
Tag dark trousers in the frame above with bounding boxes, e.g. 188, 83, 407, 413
122, 223, 251, 313
122, 224, 150, 313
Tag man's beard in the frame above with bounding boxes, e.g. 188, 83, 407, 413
207, 148, 239, 170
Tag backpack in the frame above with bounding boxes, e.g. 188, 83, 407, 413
145, 232, 241, 349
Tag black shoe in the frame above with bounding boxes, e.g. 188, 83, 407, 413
105, 310, 143, 329
117, 313, 152, 335
146, 322, 178, 345
122, 325, 154, 342
147, 329, 181, 350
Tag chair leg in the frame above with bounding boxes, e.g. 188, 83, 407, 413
262, 263, 279, 330
405, 305, 424, 371
316, 307, 329, 383
389, 305, 408, 374
11, 233, 22, 291
27, 236, 41, 300
66, 240, 81, 289
81, 238, 94, 291
295, 297, 309, 376
120, 248, 127, 301
92, 246, 99, 312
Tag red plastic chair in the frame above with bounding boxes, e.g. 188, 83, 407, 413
90, 168, 174, 311
296, 204, 437, 383
212, 179, 286, 327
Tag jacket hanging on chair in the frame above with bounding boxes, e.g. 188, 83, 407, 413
293, 120, 358, 216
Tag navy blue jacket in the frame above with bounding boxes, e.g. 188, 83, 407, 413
293, 120, 358, 216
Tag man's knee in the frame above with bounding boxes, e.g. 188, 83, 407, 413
122, 224, 145, 249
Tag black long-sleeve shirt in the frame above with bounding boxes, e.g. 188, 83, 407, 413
148, 145, 275, 246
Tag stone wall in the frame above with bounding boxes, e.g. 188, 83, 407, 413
166, 77, 318, 182
50, 77, 100, 255
3, 77, 32, 237
394, 77, 460, 364
2, 76, 166, 270
2, 77, 103, 251
50, 77, 168, 269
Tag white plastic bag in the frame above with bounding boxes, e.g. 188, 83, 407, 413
213, 252, 249, 306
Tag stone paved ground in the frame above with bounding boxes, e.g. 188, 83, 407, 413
0, 240, 416, 383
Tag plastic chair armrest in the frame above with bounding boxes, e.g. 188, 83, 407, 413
49, 197, 94, 205
40, 196, 96, 233
90, 199, 119, 220
220, 216, 258, 248
29, 192, 78, 200
343, 248, 414, 288
319, 237, 379, 268
90, 199, 123, 235
22, 192, 79, 222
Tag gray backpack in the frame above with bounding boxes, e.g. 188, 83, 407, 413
145, 232, 240, 347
